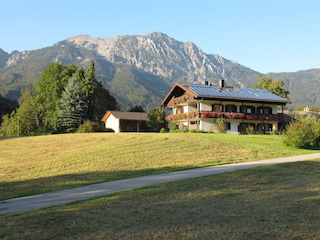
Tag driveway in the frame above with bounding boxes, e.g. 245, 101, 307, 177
1, 152, 320, 215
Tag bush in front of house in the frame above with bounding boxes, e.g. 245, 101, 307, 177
283, 115, 320, 148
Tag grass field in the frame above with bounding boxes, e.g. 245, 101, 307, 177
1, 133, 320, 239
0, 132, 318, 200
1, 160, 319, 239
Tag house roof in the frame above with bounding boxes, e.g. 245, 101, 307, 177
161, 83, 290, 106
101, 111, 147, 122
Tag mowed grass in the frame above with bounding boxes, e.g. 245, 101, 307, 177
1, 160, 319, 239
0, 133, 318, 200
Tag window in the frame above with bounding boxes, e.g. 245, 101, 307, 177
225, 104, 237, 112
212, 104, 223, 112
176, 108, 184, 114
240, 106, 255, 114
265, 107, 272, 114
257, 106, 272, 114
257, 124, 273, 134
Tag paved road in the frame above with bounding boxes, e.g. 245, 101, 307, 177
1, 152, 320, 215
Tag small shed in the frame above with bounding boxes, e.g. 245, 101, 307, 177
101, 111, 148, 133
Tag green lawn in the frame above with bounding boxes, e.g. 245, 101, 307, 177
0, 133, 318, 200
1, 160, 319, 239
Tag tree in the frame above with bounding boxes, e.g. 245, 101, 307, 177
283, 115, 320, 148
80, 61, 118, 122
15, 88, 40, 135
33, 63, 85, 131
129, 105, 145, 112
57, 75, 88, 132
146, 107, 167, 132
0, 112, 18, 136
91, 82, 118, 121
0, 89, 40, 136
253, 77, 289, 99
81, 60, 97, 120
10, 61, 118, 134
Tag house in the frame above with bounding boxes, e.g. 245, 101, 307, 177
161, 80, 290, 134
101, 111, 148, 133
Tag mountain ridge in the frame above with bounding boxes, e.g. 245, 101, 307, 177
0, 32, 319, 110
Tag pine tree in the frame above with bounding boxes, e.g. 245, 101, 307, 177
81, 60, 118, 122
57, 75, 88, 132
82, 60, 97, 121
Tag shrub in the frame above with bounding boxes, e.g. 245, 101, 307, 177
160, 127, 166, 133
283, 116, 320, 148
168, 122, 178, 132
77, 120, 104, 133
246, 126, 255, 134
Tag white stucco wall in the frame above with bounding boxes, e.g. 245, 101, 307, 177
105, 115, 120, 133
200, 103, 211, 111
200, 120, 214, 132
229, 122, 239, 133
271, 106, 278, 114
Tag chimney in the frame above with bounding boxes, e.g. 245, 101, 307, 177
219, 79, 225, 88
205, 80, 209, 85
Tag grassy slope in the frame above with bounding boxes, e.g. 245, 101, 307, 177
0, 133, 318, 200
1, 133, 320, 239
1, 160, 319, 239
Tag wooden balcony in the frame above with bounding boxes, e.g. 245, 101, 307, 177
166, 111, 285, 121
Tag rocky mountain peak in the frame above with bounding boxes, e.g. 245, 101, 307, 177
6, 51, 30, 66
67, 32, 254, 84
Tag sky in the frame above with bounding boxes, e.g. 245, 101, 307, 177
1, 0, 320, 73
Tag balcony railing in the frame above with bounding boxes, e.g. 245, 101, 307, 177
166, 112, 197, 121
166, 111, 285, 121
170, 95, 188, 105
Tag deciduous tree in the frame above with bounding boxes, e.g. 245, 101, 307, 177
16, 88, 40, 135
253, 77, 289, 99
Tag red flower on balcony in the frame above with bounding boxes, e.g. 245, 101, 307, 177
224, 112, 245, 119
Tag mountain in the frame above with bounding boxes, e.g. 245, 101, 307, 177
0, 32, 319, 110
266, 69, 320, 108
0, 48, 9, 68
